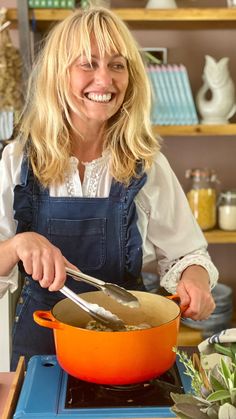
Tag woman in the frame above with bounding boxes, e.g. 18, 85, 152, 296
0, 7, 218, 370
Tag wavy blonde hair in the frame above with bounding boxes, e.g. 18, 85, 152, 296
19, 7, 160, 187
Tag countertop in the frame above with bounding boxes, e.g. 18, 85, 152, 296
0, 357, 25, 419
0, 372, 15, 417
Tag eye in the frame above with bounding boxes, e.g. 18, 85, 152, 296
80, 61, 95, 70
111, 62, 127, 71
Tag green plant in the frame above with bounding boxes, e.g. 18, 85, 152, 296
171, 345, 236, 419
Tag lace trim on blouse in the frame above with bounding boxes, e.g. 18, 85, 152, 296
160, 249, 218, 294
66, 152, 109, 198
83, 154, 108, 197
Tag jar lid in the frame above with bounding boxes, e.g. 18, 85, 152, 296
220, 190, 236, 200
185, 168, 217, 182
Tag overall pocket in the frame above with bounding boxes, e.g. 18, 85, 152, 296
48, 217, 107, 270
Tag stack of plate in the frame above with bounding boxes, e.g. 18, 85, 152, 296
181, 283, 233, 338
142, 272, 160, 293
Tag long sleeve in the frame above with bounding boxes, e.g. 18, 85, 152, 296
0, 142, 22, 295
135, 152, 218, 293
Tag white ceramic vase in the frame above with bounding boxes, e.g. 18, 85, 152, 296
146, 0, 177, 8
196, 55, 236, 124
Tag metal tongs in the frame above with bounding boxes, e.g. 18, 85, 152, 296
59, 268, 140, 331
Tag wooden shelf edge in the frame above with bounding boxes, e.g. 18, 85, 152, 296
6, 8, 236, 23
2, 357, 25, 419
204, 230, 236, 244
153, 124, 236, 136
115, 8, 236, 22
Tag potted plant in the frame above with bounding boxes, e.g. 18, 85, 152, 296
171, 343, 236, 418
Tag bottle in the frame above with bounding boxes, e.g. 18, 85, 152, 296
218, 190, 236, 231
186, 168, 217, 231
80, 0, 89, 8
146, 0, 177, 8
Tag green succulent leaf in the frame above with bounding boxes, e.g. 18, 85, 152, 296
207, 389, 230, 403
210, 374, 226, 391
221, 358, 232, 383
201, 405, 219, 419
171, 402, 210, 419
211, 364, 227, 388
218, 402, 236, 419
214, 344, 232, 359
171, 406, 193, 419
230, 343, 236, 361
170, 393, 200, 405
230, 388, 236, 405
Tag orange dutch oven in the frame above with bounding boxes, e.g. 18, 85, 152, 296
33, 290, 184, 385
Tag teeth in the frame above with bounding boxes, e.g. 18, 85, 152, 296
87, 93, 112, 103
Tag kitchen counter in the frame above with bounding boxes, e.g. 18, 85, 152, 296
0, 357, 25, 419
0, 372, 15, 416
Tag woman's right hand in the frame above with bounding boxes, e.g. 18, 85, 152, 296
10, 232, 77, 291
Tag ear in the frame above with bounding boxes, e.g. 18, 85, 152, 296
218, 57, 229, 73
205, 55, 216, 67
204, 55, 216, 75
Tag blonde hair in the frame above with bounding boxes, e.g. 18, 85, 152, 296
19, 7, 160, 187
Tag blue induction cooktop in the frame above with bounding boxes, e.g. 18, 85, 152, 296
14, 354, 192, 418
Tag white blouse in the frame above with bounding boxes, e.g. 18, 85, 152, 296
0, 142, 218, 297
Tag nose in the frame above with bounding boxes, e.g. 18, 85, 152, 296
94, 67, 113, 87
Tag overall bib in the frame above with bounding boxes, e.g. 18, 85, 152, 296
11, 158, 147, 370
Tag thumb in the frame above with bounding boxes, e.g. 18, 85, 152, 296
176, 281, 191, 307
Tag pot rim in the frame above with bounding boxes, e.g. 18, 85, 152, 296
50, 290, 182, 333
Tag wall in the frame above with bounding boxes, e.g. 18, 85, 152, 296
2, 0, 236, 298
132, 26, 236, 294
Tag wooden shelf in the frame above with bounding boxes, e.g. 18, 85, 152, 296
204, 230, 236, 244
178, 324, 203, 346
7, 8, 236, 23
153, 124, 236, 136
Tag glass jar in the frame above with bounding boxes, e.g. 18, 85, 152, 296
80, 0, 89, 8
218, 190, 236, 231
186, 168, 217, 231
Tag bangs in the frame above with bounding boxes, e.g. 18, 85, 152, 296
64, 9, 130, 67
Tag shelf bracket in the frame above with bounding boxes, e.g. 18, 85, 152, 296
17, 0, 33, 86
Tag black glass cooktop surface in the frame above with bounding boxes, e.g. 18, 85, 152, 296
65, 364, 184, 409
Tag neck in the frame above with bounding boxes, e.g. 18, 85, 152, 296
72, 127, 104, 162
70, 115, 106, 163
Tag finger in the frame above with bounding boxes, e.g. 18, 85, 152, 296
31, 249, 44, 281
38, 250, 56, 288
178, 292, 191, 308
183, 297, 215, 320
22, 254, 33, 276
176, 284, 191, 307
180, 295, 202, 319
48, 250, 67, 292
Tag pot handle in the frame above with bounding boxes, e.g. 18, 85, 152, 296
33, 310, 63, 330
166, 294, 188, 314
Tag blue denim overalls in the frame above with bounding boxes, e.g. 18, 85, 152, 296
11, 157, 147, 370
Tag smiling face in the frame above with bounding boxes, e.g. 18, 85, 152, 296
69, 37, 129, 126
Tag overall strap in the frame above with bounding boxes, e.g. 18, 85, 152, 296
109, 161, 147, 202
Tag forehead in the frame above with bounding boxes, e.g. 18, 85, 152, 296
80, 41, 126, 59
69, 24, 128, 58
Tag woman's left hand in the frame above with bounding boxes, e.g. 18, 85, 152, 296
176, 265, 216, 320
